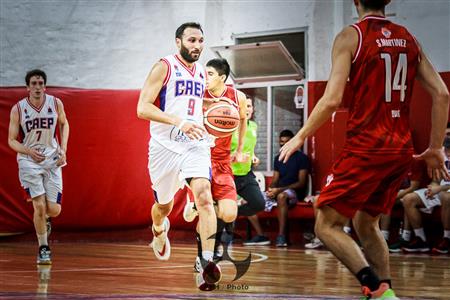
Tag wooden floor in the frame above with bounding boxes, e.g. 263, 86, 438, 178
1, 240, 449, 299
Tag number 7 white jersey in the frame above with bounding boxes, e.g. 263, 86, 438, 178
149, 54, 207, 153
16, 94, 60, 169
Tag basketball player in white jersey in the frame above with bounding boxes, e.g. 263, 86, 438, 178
8, 69, 70, 265
137, 22, 221, 290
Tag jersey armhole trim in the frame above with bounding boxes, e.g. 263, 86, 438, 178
160, 58, 171, 86
53, 97, 60, 115
351, 24, 362, 64
411, 34, 422, 63
17, 103, 21, 124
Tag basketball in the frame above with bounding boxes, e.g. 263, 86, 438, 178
204, 101, 240, 138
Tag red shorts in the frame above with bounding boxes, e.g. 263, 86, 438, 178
211, 160, 237, 201
316, 151, 413, 218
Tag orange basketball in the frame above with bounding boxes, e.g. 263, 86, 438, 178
204, 101, 240, 138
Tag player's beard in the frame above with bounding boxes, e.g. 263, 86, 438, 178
180, 42, 200, 63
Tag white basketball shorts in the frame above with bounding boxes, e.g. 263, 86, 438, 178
149, 139, 211, 205
19, 167, 63, 203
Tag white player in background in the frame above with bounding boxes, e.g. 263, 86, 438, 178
8, 69, 70, 265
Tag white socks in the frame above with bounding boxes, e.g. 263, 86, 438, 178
381, 230, 390, 241
343, 226, 352, 235
402, 230, 411, 242
444, 230, 450, 239
414, 228, 426, 241
37, 233, 48, 246
202, 250, 214, 262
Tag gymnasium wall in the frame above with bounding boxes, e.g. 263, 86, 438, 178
1, 1, 449, 87
0, 87, 195, 233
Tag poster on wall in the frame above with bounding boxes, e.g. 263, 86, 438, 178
294, 79, 307, 109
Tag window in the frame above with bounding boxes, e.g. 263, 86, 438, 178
236, 31, 306, 72
212, 29, 308, 171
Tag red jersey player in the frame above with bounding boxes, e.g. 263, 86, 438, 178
186, 58, 247, 283
280, 0, 449, 299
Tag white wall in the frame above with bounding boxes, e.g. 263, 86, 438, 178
1, 0, 448, 88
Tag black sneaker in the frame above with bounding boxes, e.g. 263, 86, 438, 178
402, 236, 430, 253
46, 218, 51, 237
389, 238, 408, 253
37, 245, 52, 265
243, 235, 270, 246
275, 235, 288, 247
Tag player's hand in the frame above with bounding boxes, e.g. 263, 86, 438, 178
425, 184, 441, 199
252, 155, 260, 166
231, 151, 249, 163
178, 119, 205, 140
266, 187, 280, 198
279, 135, 305, 163
56, 149, 67, 167
414, 147, 449, 181
27, 148, 45, 163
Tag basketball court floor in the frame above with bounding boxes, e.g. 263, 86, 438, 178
1, 236, 449, 299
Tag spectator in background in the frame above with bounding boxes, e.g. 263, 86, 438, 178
249, 130, 310, 247
432, 186, 450, 254
230, 97, 268, 246
383, 160, 429, 252
402, 138, 450, 253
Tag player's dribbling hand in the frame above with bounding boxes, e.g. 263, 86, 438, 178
56, 149, 67, 167
279, 135, 305, 163
414, 147, 449, 181
179, 120, 205, 140
27, 148, 45, 163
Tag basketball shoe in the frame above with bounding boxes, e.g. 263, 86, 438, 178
361, 283, 399, 300
432, 237, 450, 254
402, 236, 430, 253
194, 257, 222, 291
37, 245, 52, 265
183, 194, 198, 223
150, 217, 171, 260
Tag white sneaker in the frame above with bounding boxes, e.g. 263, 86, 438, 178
194, 256, 202, 273
183, 194, 198, 222
150, 218, 171, 260
305, 237, 323, 249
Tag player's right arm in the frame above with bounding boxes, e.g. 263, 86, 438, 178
137, 61, 204, 139
8, 105, 45, 162
413, 45, 450, 180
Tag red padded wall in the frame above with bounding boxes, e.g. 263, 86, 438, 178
0, 87, 192, 233
307, 72, 450, 193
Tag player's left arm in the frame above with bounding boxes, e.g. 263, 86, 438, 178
56, 98, 69, 166
232, 91, 248, 163
279, 26, 356, 163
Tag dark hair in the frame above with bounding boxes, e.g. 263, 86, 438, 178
175, 22, 203, 39
206, 58, 231, 81
25, 69, 47, 85
360, 0, 389, 10
280, 129, 294, 138
247, 96, 255, 121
